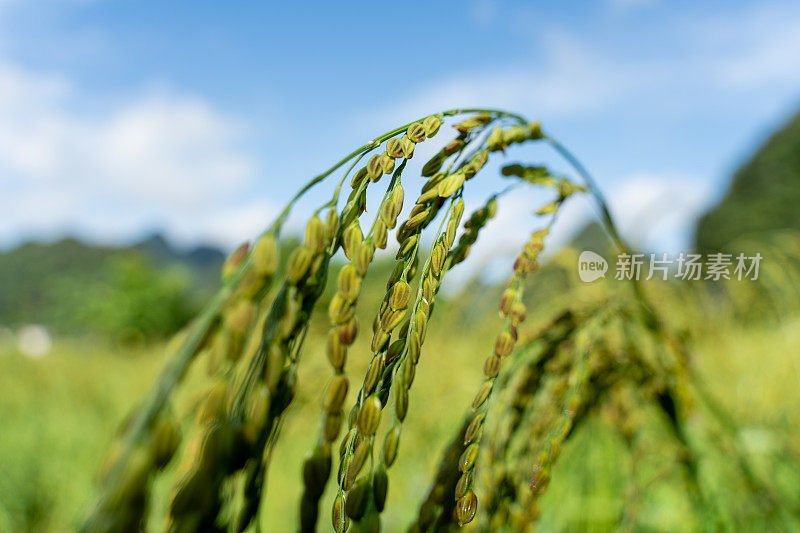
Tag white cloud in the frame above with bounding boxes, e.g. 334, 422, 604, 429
362, 31, 654, 128
549, 171, 717, 254
3, 0, 799, 259
441, 170, 716, 286
706, 4, 800, 90
369, 2, 800, 128
604, 172, 716, 252
97, 95, 254, 207
0, 58, 266, 249
158, 198, 281, 249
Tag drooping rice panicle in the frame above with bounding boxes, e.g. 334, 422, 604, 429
299, 164, 407, 532
450, 225, 552, 526
79, 106, 798, 533
331, 115, 553, 530
328, 113, 527, 531
332, 195, 463, 532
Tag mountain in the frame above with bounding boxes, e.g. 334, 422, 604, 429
569, 222, 618, 256
134, 233, 226, 288
695, 109, 800, 252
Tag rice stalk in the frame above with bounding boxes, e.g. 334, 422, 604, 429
80, 107, 800, 533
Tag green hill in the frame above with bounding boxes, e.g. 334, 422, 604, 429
696, 109, 800, 252
0, 234, 225, 339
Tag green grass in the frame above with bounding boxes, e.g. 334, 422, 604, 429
0, 341, 165, 532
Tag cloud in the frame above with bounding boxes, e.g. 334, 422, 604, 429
363, 31, 651, 127
706, 4, 800, 90
97, 96, 254, 207
4, 0, 799, 258
369, 1, 800, 128
547, 171, 717, 255
0, 59, 266, 249
157, 198, 280, 249
604, 172, 716, 251
441, 170, 716, 286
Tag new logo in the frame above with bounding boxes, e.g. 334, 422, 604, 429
578, 251, 607, 282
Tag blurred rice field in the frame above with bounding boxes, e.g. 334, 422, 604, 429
2, 274, 799, 531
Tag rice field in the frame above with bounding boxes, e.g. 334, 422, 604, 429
2, 110, 800, 532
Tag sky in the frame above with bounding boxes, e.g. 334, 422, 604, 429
1, 0, 799, 269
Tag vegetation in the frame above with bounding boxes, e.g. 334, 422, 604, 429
696, 108, 800, 253
70, 110, 800, 532
2, 109, 799, 532
0, 235, 221, 341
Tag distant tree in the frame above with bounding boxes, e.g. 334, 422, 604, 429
0, 235, 224, 340
78, 255, 198, 343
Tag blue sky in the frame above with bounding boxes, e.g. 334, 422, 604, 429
2, 0, 799, 262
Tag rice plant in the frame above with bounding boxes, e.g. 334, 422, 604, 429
81, 109, 800, 532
